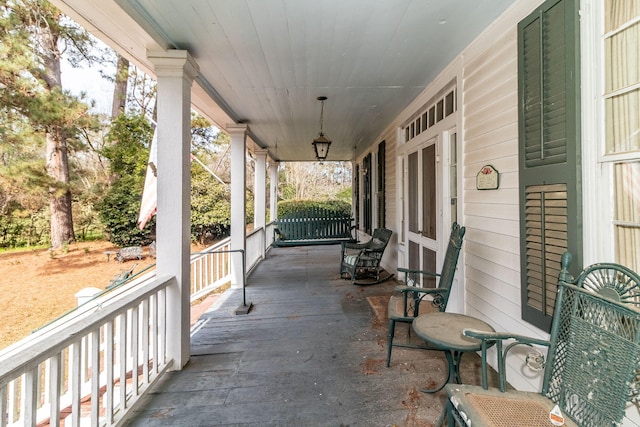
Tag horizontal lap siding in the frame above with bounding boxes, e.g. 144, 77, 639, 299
462, 27, 546, 392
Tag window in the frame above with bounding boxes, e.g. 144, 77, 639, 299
445, 90, 455, 117
401, 87, 456, 143
518, 0, 581, 332
604, 1, 640, 271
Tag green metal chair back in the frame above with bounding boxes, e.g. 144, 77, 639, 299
559, 251, 640, 305
402, 222, 466, 310
433, 222, 465, 310
386, 222, 465, 367
542, 282, 640, 425
542, 252, 640, 424
444, 253, 640, 426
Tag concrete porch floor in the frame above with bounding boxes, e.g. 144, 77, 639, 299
124, 245, 495, 427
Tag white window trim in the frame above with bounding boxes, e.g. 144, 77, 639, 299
581, 0, 640, 267
580, 0, 611, 265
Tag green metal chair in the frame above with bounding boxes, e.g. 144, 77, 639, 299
340, 228, 393, 285
386, 222, 466, 367
443, 252, 640, 427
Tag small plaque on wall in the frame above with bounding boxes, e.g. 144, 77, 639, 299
476, 165, 499, 190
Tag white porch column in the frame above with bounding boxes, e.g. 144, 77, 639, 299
148, 50, 199, 370
269, 161, 279, 221
228, 124, 248, 289
254, 149, 268, 233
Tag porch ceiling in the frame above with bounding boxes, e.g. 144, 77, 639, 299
53, 0, 515, 161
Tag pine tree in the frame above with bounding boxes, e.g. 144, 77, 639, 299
0, 0, 100, 248
111, 54, 129, 118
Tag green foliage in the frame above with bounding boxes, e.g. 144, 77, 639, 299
190, 112, 221, 150
334, 187, 353, 203
279, 182, 297, 200
96, 114, 153, 246
190, 143, 252, 243
97, 174, 151, 246
0, 208, 49, 248
0, 0, 104, 248
190, 162, 231, 242
277, 199, 351, 217
102, 114, 153, 177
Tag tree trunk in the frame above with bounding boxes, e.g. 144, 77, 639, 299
46, 131, 75, 248
111, 54, 129, 118
41, 20, 75, 248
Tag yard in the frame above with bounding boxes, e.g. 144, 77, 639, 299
0, 240, 209, 350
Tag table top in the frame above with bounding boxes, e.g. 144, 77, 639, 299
412, 312, 495, 352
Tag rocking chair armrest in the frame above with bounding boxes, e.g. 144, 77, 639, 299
397, 267, 440, 278
342, 241, 369, 250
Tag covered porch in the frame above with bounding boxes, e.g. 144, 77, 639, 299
125, 245, 490, 426
10, 0, 639, 424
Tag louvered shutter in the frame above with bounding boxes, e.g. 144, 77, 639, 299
518, 0, 581, 332
524, 184, 567, 315
363, 154, 372, 235
377, 141, 386, 228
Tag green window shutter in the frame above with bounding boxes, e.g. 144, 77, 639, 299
518, 0, 581, 332
377, 141, 386, 229
363, 153, 372, 235
524, 184, 567, 316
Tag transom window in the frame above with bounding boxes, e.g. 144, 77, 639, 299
403, 86, 456, 143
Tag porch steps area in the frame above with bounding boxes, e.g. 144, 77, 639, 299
124, 245, 492, 426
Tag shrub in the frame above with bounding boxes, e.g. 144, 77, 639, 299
277, 199, 351, 217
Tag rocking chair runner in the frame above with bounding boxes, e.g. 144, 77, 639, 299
443, 252, 640, 427
340, 228, 393, 285
386, 222, 466, 367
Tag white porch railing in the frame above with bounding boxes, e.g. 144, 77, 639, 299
245, 223, 275, 274
190, 237, 232, 301
0, 272, 174, 427
0, 235, 255, 427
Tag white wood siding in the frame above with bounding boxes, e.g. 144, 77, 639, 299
460, 1, 548, 392
372, 0, 558, 393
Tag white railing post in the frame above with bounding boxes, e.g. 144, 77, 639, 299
91, 330, 100, 423
23, 369, 37, 427
0, 383, 7, 426
70, 341, 81, 427
105, 321, 114, 424
48, 353, 61, 427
